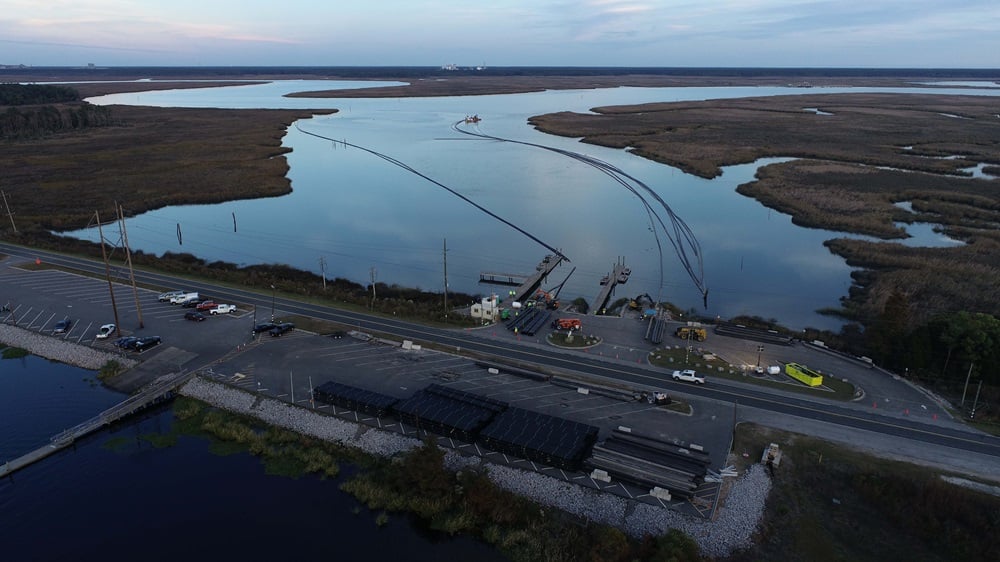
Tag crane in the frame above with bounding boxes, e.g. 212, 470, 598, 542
535, 267, 576, 310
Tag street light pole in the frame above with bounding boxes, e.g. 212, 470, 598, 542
270, 284, 276, 322
757, 345, 764, 368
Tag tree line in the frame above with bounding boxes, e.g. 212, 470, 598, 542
0, 83, 80, 105
1, 83, 114, 140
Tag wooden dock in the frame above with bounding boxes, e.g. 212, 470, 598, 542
511, 254, 565, 303
480, 254, 566, 303
591, 261, 631, 315
1, 369, 194, 479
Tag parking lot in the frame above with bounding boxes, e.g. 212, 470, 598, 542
0, 262, 254, 369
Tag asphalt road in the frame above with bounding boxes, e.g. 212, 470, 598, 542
2, 241, 998, 464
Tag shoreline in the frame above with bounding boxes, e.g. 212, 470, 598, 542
180, 375, 770, 559
0, 323, 137, 371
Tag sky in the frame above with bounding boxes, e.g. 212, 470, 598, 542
2, 0, 999, 68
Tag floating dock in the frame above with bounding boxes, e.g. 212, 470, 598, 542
481, 254, 565, 304
591, 260, 630, 315
1, 369, 193, 479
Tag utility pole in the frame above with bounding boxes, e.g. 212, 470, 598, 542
961, 361, 975, 406
319, 256, 327, 291
118, 203, 144, 328
443, 238, 448, 318
369, 267, 377, 311
970, 379, 983, 419
270, 284, 276, 322
96, 211, 121, 337
1, 190, 17, 233
684, 326, 692, 366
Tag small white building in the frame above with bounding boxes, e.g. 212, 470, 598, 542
470, 294, 500, 321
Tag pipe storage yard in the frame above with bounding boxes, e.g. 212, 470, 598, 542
310, 378, 712, 500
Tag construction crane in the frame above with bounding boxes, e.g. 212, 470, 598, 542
534, 266, 576, 310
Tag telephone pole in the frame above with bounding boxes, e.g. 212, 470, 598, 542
96, 210, 121, 337
443, 238, 448, 318
319, 256, 327, 291
1, 190, 17, 233
118, 203, 144, 328
369, 267, 377, 310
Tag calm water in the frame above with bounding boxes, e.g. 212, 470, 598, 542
0, 354, 120, 460
71, 81, 1000, 330
0, 355, 506, 561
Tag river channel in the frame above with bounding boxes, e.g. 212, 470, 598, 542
69, 80, 1000, 331
0, 354, 506, 561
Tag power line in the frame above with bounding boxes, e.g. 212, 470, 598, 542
295, 124, 570, 264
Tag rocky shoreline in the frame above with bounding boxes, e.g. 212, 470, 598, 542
0, 324, 137, 371
180, 376, 770, 558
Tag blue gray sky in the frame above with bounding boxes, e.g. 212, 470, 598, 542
2, 0, 998, 68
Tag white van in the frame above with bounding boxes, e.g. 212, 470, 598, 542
170, 292, 199, 304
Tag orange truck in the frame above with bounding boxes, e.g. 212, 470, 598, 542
551, 318, 582, 331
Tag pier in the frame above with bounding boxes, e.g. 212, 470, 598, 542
591, 260, 631, 315
481, 254, 565, 303
1, 369, 194, 479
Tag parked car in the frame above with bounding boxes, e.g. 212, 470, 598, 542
184, 311, 207, 322
330, 330, 347, 339
96, 323, 117, 339
132, 336, 162, 352
195, 300, 217, 311
170, 292, 199, 304
252, 322, 277, 334
158, 290, 186, 302
268, 322, 295, 337
53, 317, 72, 334
182, 299, 204, 308
113, 336, 139, 349
671, 369, 706, 385
209, 304, 236, 315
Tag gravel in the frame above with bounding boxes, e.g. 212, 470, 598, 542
180, 376, 771, 558
0, 324, 137, 371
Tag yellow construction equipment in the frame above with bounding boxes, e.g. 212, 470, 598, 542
675, 326, 707, 341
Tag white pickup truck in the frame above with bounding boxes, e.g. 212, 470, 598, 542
671, 369, 706, 384
209, 304, 236, 315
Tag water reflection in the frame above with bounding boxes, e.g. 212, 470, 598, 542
72, 81, 1000, 330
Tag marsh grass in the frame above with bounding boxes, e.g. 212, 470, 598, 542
529, 93, 1000, 327
1, 347, 29, 359
729, 423, 1000, 562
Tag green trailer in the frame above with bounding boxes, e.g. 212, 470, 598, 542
784, 362, 824, 387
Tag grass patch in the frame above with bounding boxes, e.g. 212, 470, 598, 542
546, 331, 601, 348
101, 436, 132, 452
140, 432, 178, 448
729, 423, 1000, 562
1, 347, 29, 359
96, 359, 126, 381
271, 314, 347, 335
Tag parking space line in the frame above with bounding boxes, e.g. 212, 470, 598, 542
77, 321, 94, 344
34, 311, 53, 330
